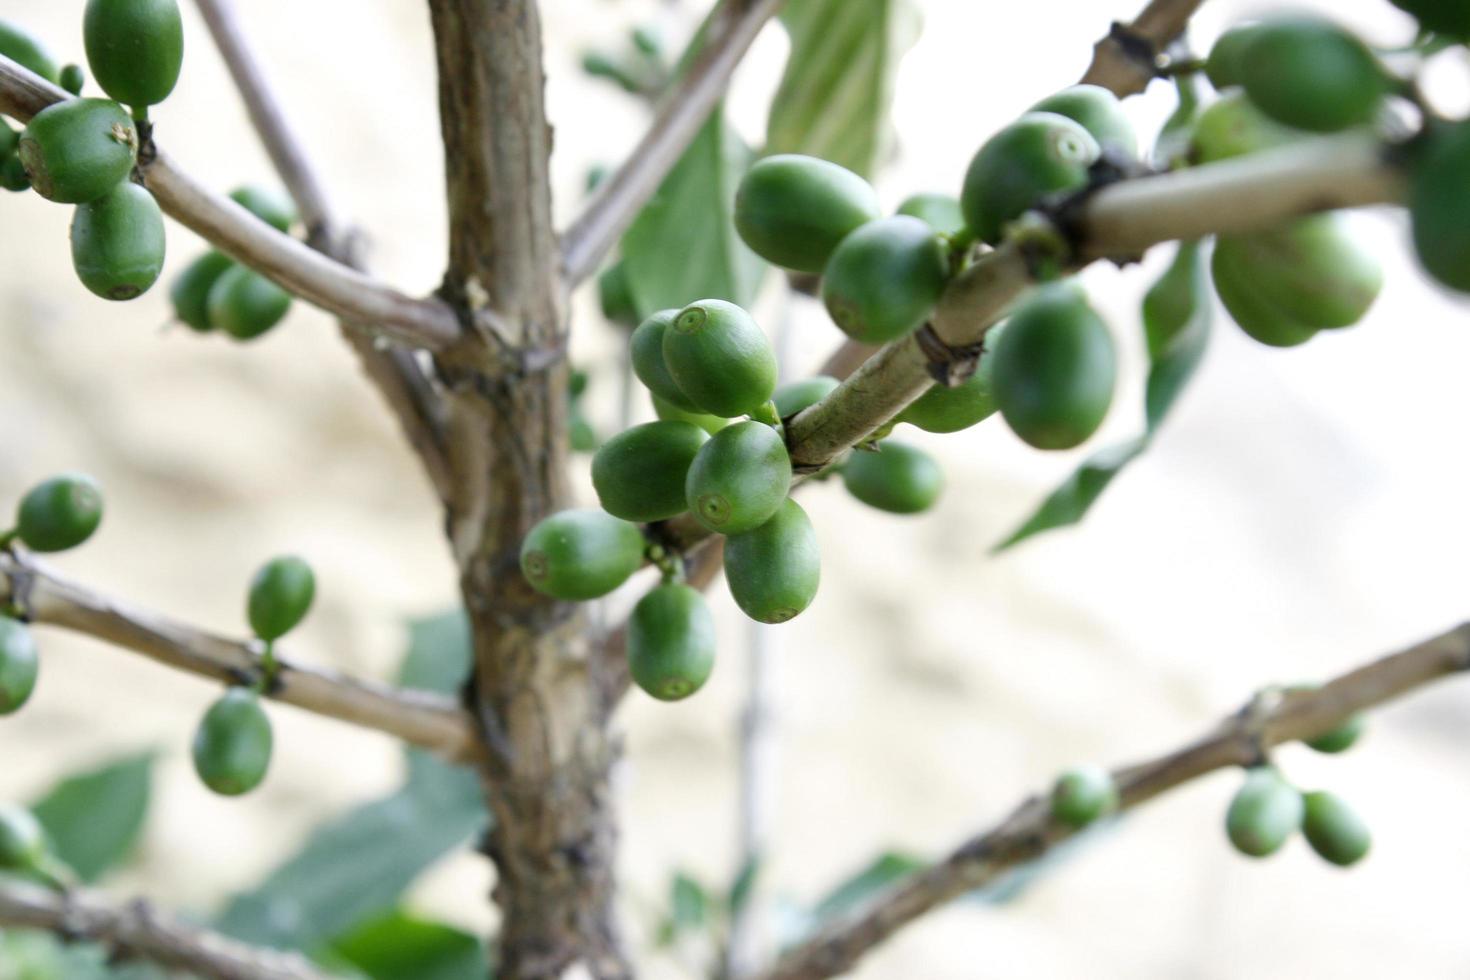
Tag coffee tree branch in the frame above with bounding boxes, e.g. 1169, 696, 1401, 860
0, 551, 482, 763
755, 622, 1470, 980
190, 0, 454, 502
0, 55, 465, 351
560, 0, 787, 286
1080, 0, 1207, 96
0, 877, 328, 980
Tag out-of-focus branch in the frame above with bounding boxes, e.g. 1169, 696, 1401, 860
560, 0, 787, 286
0, 551, 482, 764
1079, 0, 1208, 97
0, 56, 465, 352
755, 623, 1470, 980
0, 878, 328, 980
189, 0, 453, 503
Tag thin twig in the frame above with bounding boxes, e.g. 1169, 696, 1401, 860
0, 55, 464, 351
0, 877, 329, 980
0, 551, 483, 764
753, 623, 1470, 980
188, 0, 453, 502
560, 0, 787, 286
190, 0, 335, 241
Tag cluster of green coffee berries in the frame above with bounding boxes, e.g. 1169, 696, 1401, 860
169, 186, 298, 341
3, 1, 184, 301
0, 474, 106, 717
191, 556, 314, 797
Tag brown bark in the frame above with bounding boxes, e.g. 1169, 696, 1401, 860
425, 2, 627, 976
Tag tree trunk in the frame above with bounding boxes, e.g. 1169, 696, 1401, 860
426, 1, 629, 975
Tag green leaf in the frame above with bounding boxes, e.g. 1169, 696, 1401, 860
994, 241, 1212, 551
1152, 73, 1203, 169
0, 925, 165, 979
29, 752, 153, 883
216, 612, 488, 952
671, 872, 709, 932
811, 851, 927, 924
325, 911, 490, 980
727, 855, 761, 916
766, 0, 922, 178
621, 109, 766, 318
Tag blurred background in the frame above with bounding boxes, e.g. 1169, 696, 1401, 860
3, 0, 1470, 977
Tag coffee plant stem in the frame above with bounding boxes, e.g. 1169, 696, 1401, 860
755, 622, 1470, 980
0, 55, 468, 350
1080, 0, 1207, 97
560, 0, 788, 286
0, 551, 482, 763
0, 878, 328, 980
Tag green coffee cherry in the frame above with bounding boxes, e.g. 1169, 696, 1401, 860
1029, 85, 1136, 157
0, 20, 61, 83
663, 299, 778, 418
170, 251, 234, 331
0, 154, 29, 192
1211, 241, 1317, 348
247, 555, 315, 641
841, 441, 943, 514
1225, 766, 1303, 858
207, 265, 293, 341
1050, 765, 1119, 828
592, 421, 708, 522
598, 261, 639, 328
1204, 24, 1264, 92
1301, 791, 1371, 867
70, 180, 167, 301
652, 394, 729, 436
821, 216, 950, 344
0, 804, 46, 871
0, 121, 17, 160
18, 99, 137, 204
0, 618, 39, 715
16, 473, 103, 552
1389, 0, 1470, 37
723, 499, 819, 624
1189, 91, 1301, 165
59, 64, 85, 96
192, 688, 273, 796
520, 509, 645, 601
83, 0, 184, 108
1220, 217, 1380, 330
899, 342, 999, 434
685, 421, 792, 535
1410, 120, 1470, 294
632, 309, 699, 412
896, 193, 966, 237
627, 583, 716, 702
229, 185, 296, 234
960, 112, 1100, 245
733, 154, 881, 273
772, 376, 839, 419
1237, 17, 1386, 133
992, 284, 1116, 450
1305, 714, 1365, 754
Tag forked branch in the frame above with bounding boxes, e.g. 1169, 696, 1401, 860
560, 0, 788, 286
0, 551, 482, 764
0, 877, 328, 980
1080, 0, 1208, 96
755, 622, 1470, 980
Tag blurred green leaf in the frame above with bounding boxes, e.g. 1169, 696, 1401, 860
325, 911, 490, 980
0, 926, 164, 979
1152, 72, 1203, 169
216, 612, 488, 953
621, 110, 766, 318
767, 0, 921, 177
727, 856, 761, 916
671, 872, 709, 932
812, 851, 927, 924
30, 752, 153, 883
995, 241, 1211, 551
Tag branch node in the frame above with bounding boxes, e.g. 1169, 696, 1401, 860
1106, 20, 1164, 77
914, 323, 985, 387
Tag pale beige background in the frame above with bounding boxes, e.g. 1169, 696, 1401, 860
3, 0, 1470, 977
